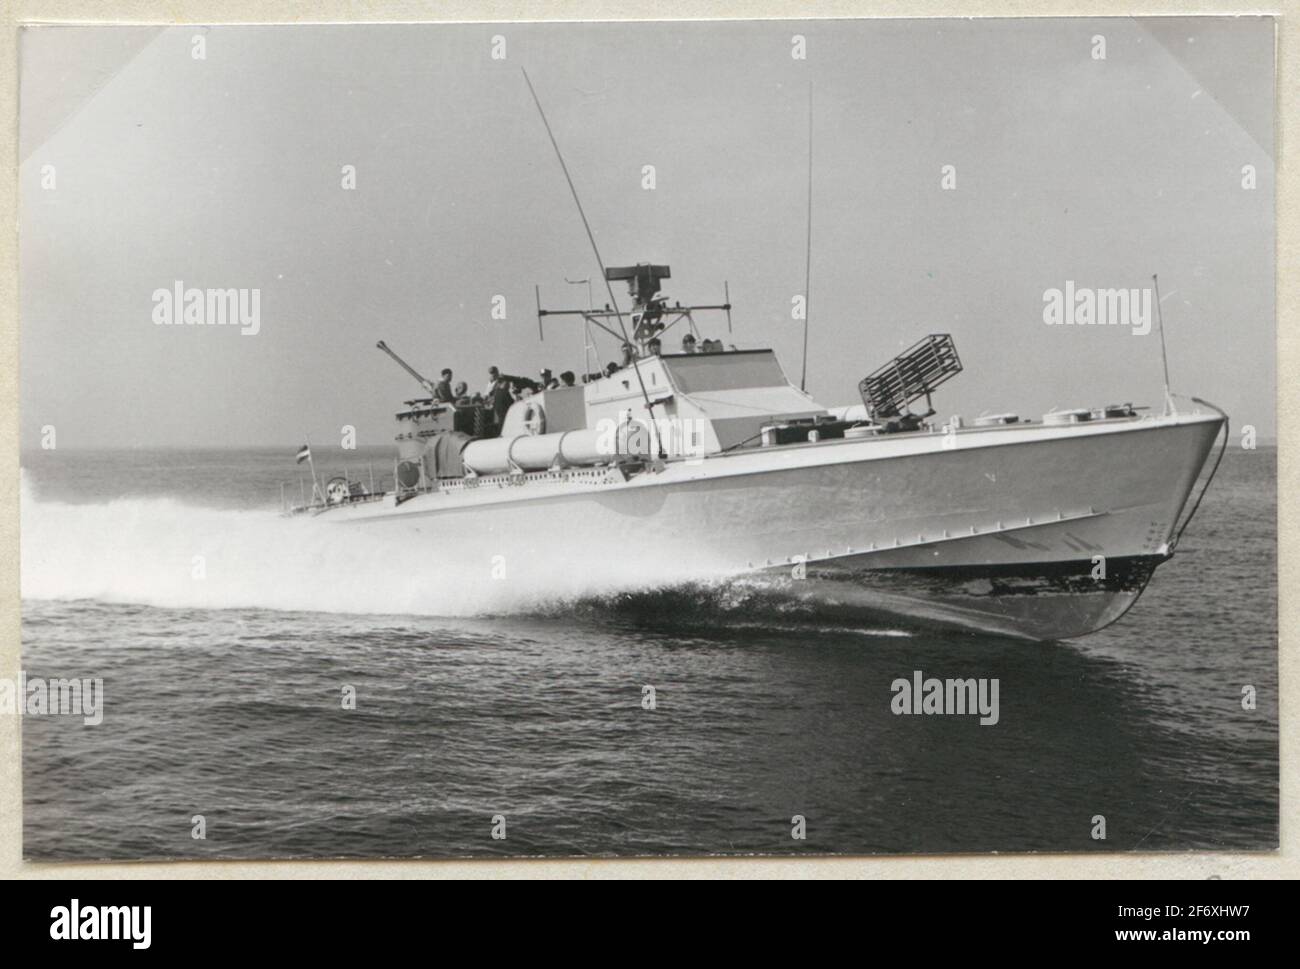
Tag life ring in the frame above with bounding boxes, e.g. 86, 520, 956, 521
522, 402, 546, 436
325, 476, 350, 505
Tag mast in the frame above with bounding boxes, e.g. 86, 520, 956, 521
521, 68, 659, 429
800, 84, 814, 392
1151, 274, 1175, 415
565, 276, 597, 374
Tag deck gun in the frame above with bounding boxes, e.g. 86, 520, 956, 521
376, 340, 437, 397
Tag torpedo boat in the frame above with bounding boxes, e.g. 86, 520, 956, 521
288, 259, 1226, 642
284, 75, 1227, 641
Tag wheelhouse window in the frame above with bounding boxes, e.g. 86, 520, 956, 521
662, 350, 788, 393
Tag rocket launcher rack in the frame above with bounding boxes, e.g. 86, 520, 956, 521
859, 333, 963, 419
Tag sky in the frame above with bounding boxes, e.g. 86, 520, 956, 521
19, 17, 1276, 449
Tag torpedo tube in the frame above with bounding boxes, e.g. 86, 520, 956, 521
462, 421, 653, 475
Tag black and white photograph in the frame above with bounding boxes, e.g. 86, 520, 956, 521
14, 15, 1277, 863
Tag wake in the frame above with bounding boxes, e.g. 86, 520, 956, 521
19, 472, 734, 617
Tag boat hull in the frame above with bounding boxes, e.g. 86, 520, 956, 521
755, 553, 1165, 641
324, 410, 1226, 640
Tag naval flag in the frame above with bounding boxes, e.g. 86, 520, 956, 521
296, 444, 312, 464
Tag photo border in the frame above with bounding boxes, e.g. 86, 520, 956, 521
1, 0, 1292, 879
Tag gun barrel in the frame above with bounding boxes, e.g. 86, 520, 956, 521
376, 340, 434, 390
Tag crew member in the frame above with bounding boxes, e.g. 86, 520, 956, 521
681, 333, 698, 354
490, 375, 514, 425
560, 371, 576, 387
434, 368, 455, 403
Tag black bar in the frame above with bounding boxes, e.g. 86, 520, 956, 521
5, 876, 1281, 955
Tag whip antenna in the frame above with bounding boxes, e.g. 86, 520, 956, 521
521, 68, 660, 441
1152, 273, 1175, 415
800, 84, 814, 392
